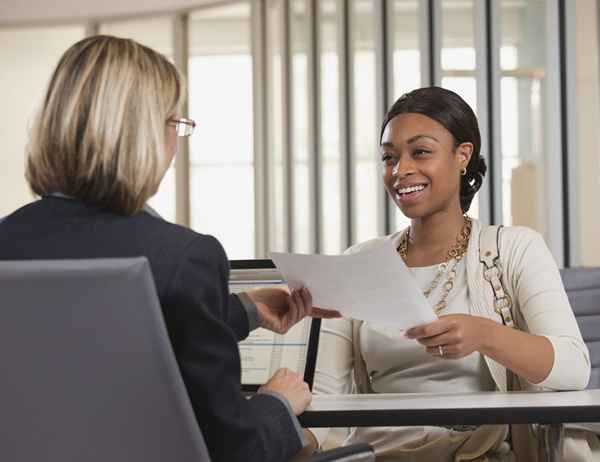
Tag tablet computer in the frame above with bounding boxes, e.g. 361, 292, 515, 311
230, 259, 321, 393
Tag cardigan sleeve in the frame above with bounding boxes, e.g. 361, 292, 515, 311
502, 227, 590, 390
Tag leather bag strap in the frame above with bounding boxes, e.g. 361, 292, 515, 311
479, 225, 514, 327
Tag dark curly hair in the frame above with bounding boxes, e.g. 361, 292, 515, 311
380, 86, 486, 213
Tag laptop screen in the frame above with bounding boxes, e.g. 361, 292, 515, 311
229, 260, 321, 392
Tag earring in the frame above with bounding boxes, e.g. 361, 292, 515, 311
460, 167, 467, 176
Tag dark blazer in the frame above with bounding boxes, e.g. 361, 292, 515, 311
0, 196, 303, 462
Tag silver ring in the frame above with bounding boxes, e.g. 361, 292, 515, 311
438, 345, 445, 357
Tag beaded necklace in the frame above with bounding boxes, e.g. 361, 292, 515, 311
398, 216, 472, 315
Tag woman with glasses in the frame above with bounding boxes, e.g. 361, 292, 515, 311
0, 35, 335, 462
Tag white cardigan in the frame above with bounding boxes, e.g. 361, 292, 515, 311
314, 220, 590, 402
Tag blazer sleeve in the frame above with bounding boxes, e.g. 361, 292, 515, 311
168, 233, 250, 340
503, 227, 591, 390
161, 235, 304, 462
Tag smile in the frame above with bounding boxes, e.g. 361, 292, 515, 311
396, 184, 426, 195
394, 183, 428, 204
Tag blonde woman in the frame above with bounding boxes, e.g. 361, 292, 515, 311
0, 36, 338, 462
310, 87, 592, 461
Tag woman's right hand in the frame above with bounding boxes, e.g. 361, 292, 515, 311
259, 368, 312, 415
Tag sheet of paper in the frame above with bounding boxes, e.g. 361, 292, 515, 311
270, 239, 437, 329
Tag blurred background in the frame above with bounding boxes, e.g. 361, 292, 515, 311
1, 0, 599, 267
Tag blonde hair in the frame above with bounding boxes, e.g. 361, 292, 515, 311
26, 35, 183, 215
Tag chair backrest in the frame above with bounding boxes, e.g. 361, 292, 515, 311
0, 258, 210, 462
560, 267, 600, 389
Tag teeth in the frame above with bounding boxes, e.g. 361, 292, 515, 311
397, 184, 426, 195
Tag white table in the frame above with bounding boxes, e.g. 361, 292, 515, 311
300, 389, 600, 427
300, 390, 600, 461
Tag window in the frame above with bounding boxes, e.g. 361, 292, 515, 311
499, 0, 561, 259
2, 0, 583, 266
319, 0, 344, 253
352, 0, 380, 244
440, 0, 480, 220
290, 0, 311, 253
188, 3, 255, 259
390, 0, 422, 231
266, 0, 288, 253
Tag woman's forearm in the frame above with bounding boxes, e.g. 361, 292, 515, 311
479, 319, 554, 385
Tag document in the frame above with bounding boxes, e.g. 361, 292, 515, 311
270, 239, 437, 329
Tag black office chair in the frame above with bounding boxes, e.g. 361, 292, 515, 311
560, 267, 600, 388
0, 258, 373, 462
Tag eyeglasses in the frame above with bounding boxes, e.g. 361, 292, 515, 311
168, 117, 196, 137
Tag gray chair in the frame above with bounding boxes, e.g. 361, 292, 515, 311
0, 258, 374, 462
560, 267, 600, 388
0, 258, 211, 462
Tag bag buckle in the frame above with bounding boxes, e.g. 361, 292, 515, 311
484, 262, 514, 326
494, 296, 513, 325
483, 262, 502, 282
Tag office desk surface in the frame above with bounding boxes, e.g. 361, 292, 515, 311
299, 390, 600, 427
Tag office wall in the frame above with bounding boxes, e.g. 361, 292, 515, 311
2, 0, 600, 266
0, 0, 217, 25
576, 0, 600, 266
0, 26, 86, 216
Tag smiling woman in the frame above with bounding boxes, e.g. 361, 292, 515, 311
309, 87, 592, 461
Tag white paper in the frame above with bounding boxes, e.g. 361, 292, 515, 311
270, 239, 437, 329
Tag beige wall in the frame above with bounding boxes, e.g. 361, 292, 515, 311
0, 26, 85, 216
0, 0, 217, 26
575, 0, 600, 266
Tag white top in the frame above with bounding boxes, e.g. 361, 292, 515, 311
362, 260, 494, 394
311, 221, 590, 453
322, 221, 590, 392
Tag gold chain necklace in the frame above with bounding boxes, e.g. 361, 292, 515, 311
398, 216, 472, 315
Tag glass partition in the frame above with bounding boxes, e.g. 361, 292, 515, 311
499, 0, 552, 242
290, 0, 311, 252
440, 0, 480, 219
390, 0, 422, 232
188, 3, 255, 259
319, 0, 343, 253
352, 0, 379, 244
266, 0, 288, 253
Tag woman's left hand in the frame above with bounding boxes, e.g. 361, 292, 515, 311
404, 314, 494, 359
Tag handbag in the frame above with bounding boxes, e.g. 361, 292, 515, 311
479, 225, 576, 462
